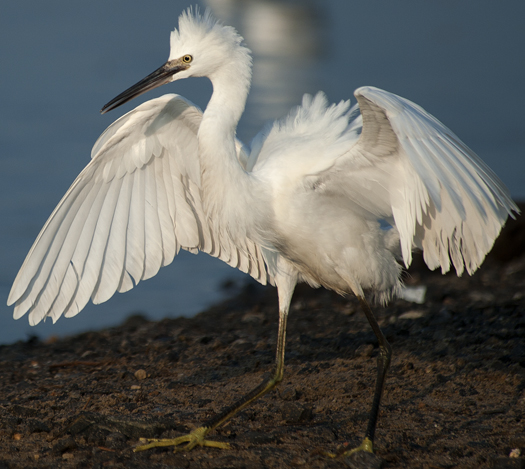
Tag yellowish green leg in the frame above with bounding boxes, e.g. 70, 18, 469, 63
135, 307, 290, 453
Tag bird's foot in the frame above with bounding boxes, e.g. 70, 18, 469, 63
322, 437, 373, 458
322, 438, 382, 469
133, 426, 230, 453
340, 437, 374, 457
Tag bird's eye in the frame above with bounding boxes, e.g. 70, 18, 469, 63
182, 55, 193, 63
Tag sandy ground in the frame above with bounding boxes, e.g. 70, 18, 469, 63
1, 212, 524, 469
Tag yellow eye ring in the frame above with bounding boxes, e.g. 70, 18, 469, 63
182, 55, 193, 63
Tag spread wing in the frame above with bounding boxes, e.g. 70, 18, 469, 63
8, 94, 269, 325
312, 86, 518, 275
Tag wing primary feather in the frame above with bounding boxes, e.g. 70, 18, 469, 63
154, 153, 177, 266
160, 149, 182, 257
123, 165, 146, 285
35, 179, 106, 321
13, 177, 103, 323
9, 166, 97, 305
80, 177, 124, 308
142, 159, 164, 280
92, 175, 131, 304
30, 180, 111, 322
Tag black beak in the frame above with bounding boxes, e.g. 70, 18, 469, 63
101, 61, 188, 114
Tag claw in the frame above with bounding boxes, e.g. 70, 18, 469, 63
323, 437, 374, 459
133, 426, 230, 453
340, 437, 373, 457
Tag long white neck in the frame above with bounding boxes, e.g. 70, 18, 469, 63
197, 53, 261, 241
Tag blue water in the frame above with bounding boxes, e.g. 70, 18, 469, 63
1, 0, 523, 344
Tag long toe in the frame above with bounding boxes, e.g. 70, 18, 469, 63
322, 438, 382, 468
134, 427, 229, 453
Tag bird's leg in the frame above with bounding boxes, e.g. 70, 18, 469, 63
198, 309, 288, 429
326, 295, 391, 459
135, 278, 294, 453
358, 297, 391, 444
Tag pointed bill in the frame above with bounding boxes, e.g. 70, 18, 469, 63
101, 60, 189, 114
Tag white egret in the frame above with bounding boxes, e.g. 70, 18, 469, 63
8, 8, 518, 458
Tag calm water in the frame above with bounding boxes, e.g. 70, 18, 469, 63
1, 0, 524, 344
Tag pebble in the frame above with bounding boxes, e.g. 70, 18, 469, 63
52, 437, 77, 454
399, 310, 425, 320
281, 402, 313, 424
469, 291, 495, 303
509, 448, 521, 458
134, 369, 147, 380
105, 432, 127, 450
241, 312, 265, 324
280, 387, 298, 401
355, 343, 374, 358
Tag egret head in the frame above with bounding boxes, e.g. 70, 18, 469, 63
101, 8, 251, 114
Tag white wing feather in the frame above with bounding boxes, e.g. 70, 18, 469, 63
8, 94, 269, 325
313, 86, 517, 275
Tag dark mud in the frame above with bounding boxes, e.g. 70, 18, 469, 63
1, 213, 525, 469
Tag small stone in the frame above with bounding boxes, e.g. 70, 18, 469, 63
280, 387, 297, 401
105, 432, 127, 450
290, 456, 307, 466
469, 291, 495, 303
355, 343, 374, 358
52, 437, 77, 454
456, 358, 467, 369
399, 310, 425, 320
241, 312, 265, 324
281, 402, 313, 424
134, 369, 147, 380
